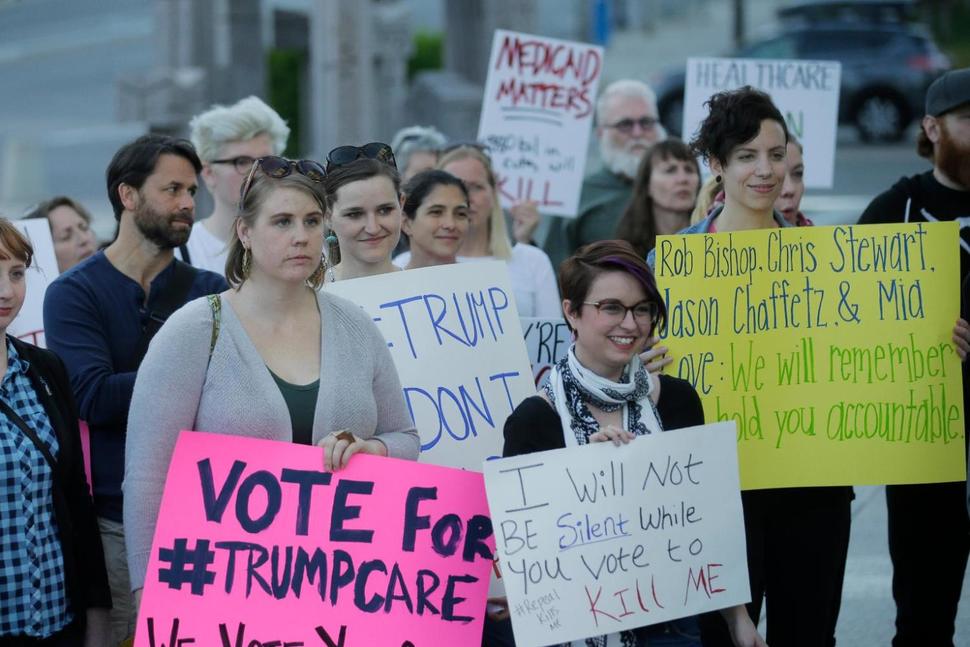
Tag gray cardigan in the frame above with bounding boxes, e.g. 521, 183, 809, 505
123, 290, 419, 590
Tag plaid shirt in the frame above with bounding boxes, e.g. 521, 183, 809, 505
0, 342, 72, 638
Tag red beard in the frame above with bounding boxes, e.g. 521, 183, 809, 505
936, 120, 970, 190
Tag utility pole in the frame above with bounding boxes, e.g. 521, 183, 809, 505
734, 0, 745, 49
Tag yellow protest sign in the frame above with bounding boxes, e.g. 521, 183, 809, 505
654, 222, 965, 489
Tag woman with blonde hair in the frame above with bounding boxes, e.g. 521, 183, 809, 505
124, 156, 420, 601
431, 145, 560, 317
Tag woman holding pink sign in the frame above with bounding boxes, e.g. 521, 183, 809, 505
124, 156, 420, 602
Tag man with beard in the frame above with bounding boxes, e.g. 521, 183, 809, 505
858, 67, 970, 647
543, 79, 667, 269
43, 134, 226, 646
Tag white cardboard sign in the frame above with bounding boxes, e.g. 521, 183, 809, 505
682, 57, 842, 188
520, 316, 570, 388
327, 262, 536, 470
478, 29, 604, 217
10, 219, 59, 347
483, 422, 750, 646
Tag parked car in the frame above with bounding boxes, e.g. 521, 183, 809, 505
654, 22, 950, 142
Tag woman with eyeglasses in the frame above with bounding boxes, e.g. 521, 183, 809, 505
649, 87, 836, 647
322, 143, 405, 282
423, 145, 560, 317
123, 156, 420, 601
0, 217, 110, 646
23, 196, 99, 274
399, 170, 470, 270
502, 240, 752, 647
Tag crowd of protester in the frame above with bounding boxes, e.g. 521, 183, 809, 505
1, 56, 968, 647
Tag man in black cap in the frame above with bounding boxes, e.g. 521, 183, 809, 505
859, 67, 970, 647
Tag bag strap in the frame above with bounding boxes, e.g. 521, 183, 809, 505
207, 294, 222, 359
0, 399, 57, 473
132, 260, 197, 366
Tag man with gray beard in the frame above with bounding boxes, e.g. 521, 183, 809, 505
43, 134, 226, 646
543, 79, 667, 269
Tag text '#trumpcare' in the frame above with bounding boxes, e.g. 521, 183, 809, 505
152, 459, 493, 619
655, 225, 932, 336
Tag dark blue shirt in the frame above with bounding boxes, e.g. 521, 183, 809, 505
43, 251, 226, 521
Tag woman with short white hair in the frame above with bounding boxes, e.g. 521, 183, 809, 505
184, 96, 291, 274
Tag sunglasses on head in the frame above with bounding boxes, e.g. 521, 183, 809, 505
438, 141, 491, 158
239, 156, 326, 204
325, 142, 397, 173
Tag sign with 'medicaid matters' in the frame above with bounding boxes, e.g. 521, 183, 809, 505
136, 432, 494, 647
483, 422, 749, 647
478, 29, 604, 217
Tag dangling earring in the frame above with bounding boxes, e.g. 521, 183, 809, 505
241, 247, 252, 278
307, 256, 328, 287
325, 232, 338, 245
715, 175, 722, 183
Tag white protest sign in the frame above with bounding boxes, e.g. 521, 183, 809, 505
483, 422, 749, 646
327, 262, 536, 470
478, 29, 604, 217
520, 317, 570, 388
682, 57, 841, 188
10, 219, 59, 347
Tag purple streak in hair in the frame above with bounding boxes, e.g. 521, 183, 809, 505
601, 255, 654, 294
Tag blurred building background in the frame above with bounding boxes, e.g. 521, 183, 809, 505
0, 0, 723, 235
0, 0, 967, 236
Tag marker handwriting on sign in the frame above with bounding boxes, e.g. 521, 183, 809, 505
482, 427, 749, 643
493, 34, 602, 119
379, 288, 511, 360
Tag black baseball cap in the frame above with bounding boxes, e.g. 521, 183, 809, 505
926, 68, 970, 117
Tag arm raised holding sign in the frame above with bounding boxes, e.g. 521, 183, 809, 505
125, 160, 419, 595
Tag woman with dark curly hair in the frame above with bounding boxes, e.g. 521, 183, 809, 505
615, 139, 700, 258
650, 86, 851, 647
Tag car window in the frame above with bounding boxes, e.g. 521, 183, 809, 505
797, 30, 894, 58
739, 35, 798, 59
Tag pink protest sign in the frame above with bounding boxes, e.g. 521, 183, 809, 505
136, 432, 495, 647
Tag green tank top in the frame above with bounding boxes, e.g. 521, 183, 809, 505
268, 368, 320, 446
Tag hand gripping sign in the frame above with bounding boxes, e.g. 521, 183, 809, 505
136, 432, 495, 647
483, 422, 749, 647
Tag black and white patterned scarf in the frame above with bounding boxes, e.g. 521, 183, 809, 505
544, 346, 662, 647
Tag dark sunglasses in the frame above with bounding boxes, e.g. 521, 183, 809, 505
604, 117, 660, 134
239, 156, 327, 204
325, 142, 397, 173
